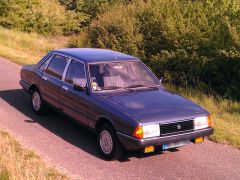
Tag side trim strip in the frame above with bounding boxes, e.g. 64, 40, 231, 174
19, 80, 30, 88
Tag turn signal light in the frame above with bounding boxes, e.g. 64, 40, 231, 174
194, 137, 204, 144
144, 146, 155, 153
208, 114, 212, 127
133, 126, 143, 139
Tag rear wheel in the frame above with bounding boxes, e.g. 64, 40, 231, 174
97, 124, 124, 160
31, 89, 47, 115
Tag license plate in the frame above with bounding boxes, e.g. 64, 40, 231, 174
162, 140, 191, 150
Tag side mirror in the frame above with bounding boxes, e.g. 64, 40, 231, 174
73, 83, 87, 91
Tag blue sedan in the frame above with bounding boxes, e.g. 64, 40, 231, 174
20, 48, 214, 160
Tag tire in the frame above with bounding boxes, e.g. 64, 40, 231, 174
97, 124, 124, 160
31, 88, 47, 115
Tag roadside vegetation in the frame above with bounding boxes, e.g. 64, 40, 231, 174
0, 27, 239, 149
0, 0, 240, 100
0, 27, 67, 64
73, 0, 240, 100
0, 130, 66, 179
167, 84, 240, 149
1, 0, 240, 99
0, 0, 239, 165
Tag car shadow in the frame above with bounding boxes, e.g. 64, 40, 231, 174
0, 89, 170, 161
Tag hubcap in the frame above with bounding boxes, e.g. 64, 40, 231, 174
100, 130, 113, 155
32, 92, 41, 111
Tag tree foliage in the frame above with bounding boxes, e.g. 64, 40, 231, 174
59, 0, 134, 26
0, 0, 86, 35
69, 0, 240, 99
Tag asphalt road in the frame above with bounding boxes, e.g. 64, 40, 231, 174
0, 57, 240, 180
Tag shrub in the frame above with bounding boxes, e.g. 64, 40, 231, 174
0, 0, 86, 35
138, 0, 240, 98
69, 0, 240, 99
0, 0, 9, 17
60, 0, 135, 26
69, 2, 145, 57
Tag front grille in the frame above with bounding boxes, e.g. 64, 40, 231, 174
160, 119, 194, 136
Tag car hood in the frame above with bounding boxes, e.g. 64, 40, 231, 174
96, 87, 208, 124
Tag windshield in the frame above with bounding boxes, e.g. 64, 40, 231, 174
89, 61, 160, 91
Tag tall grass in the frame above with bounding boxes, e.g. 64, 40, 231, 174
0, 130, 67, 179
0, 27, 68, 65
166, 84, 240, 148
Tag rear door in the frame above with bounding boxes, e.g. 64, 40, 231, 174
40, 54, 69, 109
60, 59, 90, 126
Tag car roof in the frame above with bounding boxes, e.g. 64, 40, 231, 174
53, 48, 140, 63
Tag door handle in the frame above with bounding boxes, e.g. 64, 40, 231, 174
42, 76, 47, 80
61, 86, 68, 91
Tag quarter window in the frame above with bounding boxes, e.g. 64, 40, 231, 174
38, 56, 51, 72
45, 55, 68, 80
65, 60, 87, 86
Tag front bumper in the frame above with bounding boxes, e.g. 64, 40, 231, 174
117, 127, 214, 150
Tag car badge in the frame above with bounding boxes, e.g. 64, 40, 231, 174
177, 124, 181, 130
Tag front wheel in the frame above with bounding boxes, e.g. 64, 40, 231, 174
97, 124, 124, 160
31, 89, 47, 115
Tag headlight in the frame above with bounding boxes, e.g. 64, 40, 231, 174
133, 124, 160, 139
194, 115, 211, 130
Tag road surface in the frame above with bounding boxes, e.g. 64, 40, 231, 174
0, 57, 240, 180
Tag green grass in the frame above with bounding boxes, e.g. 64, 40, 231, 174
0, 130, 67, 180
166, 84, 240, 149
0, 27, 68, 65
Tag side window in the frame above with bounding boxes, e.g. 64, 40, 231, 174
65, 60, 87, 86
45, 55, 68, 80
38, 56, 52, 72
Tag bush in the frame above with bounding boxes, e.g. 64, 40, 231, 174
0, 0, 86, 35
69, 2, 144, 57
138, 0, 240, 98
59, 0, 135, 26
0, 0, 136, 35
69, 0, 240, 100
0, 0, 9, 17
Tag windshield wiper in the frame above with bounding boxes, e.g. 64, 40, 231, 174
103, 86, 122, 90
147, 85, 160, 88
124, 84, 146, 89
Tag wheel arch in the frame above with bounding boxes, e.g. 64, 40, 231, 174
95, 116, 116, 132
29, 84, 39, 94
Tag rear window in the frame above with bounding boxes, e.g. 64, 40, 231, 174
45, 55, 68, 80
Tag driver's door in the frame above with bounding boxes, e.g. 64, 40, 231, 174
60, 59, 89, 126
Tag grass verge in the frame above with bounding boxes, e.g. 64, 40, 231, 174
166, 84, 240, 149
0, 130, 67, 180
0, 27, 68, 65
